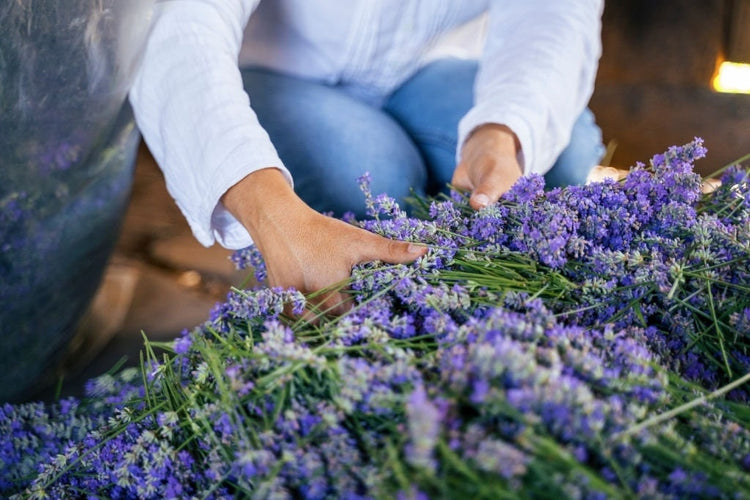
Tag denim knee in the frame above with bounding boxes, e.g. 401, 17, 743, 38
384, 58, 478, 194
240, 68, 427, 218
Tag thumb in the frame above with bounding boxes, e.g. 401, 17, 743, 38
451, 161, 472, 191
469, 169, 507, 210
469, 159, 522, 210
358, 232, 427, 265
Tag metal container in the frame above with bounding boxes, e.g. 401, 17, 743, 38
0, 1, 153, 401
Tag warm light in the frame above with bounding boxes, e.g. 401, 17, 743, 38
713, 61, 750, 94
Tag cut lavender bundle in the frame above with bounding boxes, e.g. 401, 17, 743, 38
3, 140, 750, 499
363, 139, 750, 396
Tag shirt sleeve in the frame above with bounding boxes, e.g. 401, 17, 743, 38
129, 0, 291, 250
457, 0, 604, 176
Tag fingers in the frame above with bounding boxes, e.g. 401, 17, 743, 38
701, 178, 721, 193
272, 264, 352, 322
310, 289, 352, 317
266, 223, 424, 320
466, 162, 501, 210
357, 231, 427, 265
455, 123, 522, 210
468, 158, 520, 210
454, 155, 522, 210
586, 165, 628, 184
451, 161, 502, 210
451, 161, 472, 191
259, 212, 427, 320
298, 288, 352, 323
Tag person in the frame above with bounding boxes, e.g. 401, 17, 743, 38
129, 0, 605, 312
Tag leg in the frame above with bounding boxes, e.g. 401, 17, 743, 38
240, 68, 426, 218
384, 58, 605, 192
384, 58, 476, 195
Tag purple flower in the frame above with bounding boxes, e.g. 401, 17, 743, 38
405, 384, 442, 471
173, 331, 192, 354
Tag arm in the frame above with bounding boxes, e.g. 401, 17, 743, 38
130, 0, 425, 309
129, 0, 284, 249
453, 0, 603, 208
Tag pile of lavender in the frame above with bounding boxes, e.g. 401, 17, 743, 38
3, 139, 750, 499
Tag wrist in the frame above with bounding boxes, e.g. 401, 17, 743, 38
221, 167, 302, 243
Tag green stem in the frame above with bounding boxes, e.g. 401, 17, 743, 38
613, 371, 750, 441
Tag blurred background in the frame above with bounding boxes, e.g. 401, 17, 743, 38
29, 0, 750, 400
592, 0, 749, 172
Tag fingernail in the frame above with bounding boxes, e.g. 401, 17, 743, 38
407, 243, 424, 254
473, 193, 490, 208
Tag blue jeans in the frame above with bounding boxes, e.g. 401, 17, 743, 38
241, 59, 604, 218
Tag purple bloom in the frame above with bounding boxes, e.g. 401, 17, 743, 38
405, 384, 442, 471
173, 331, 192, 354
4, 139, 750, 498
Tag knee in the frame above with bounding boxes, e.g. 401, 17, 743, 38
297, 132, 427, 219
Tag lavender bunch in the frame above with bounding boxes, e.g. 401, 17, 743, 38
363, 139, 750, 397
18, 286, 747, 498
4, 141, 750, 499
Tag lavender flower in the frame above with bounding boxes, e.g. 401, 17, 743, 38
404, 384, 442, 471
4, 140, 750, 499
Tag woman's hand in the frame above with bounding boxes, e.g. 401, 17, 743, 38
452, 123, 523, 210
222, 168, 426, 315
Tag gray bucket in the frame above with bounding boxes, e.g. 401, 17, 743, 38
0, 1, 153, 401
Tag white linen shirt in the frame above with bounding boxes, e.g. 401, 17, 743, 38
129, 0, 603, 249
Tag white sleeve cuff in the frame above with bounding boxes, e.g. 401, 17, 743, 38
202, 164, 294, 250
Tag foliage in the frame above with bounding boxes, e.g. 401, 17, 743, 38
3, 140, 750, 499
